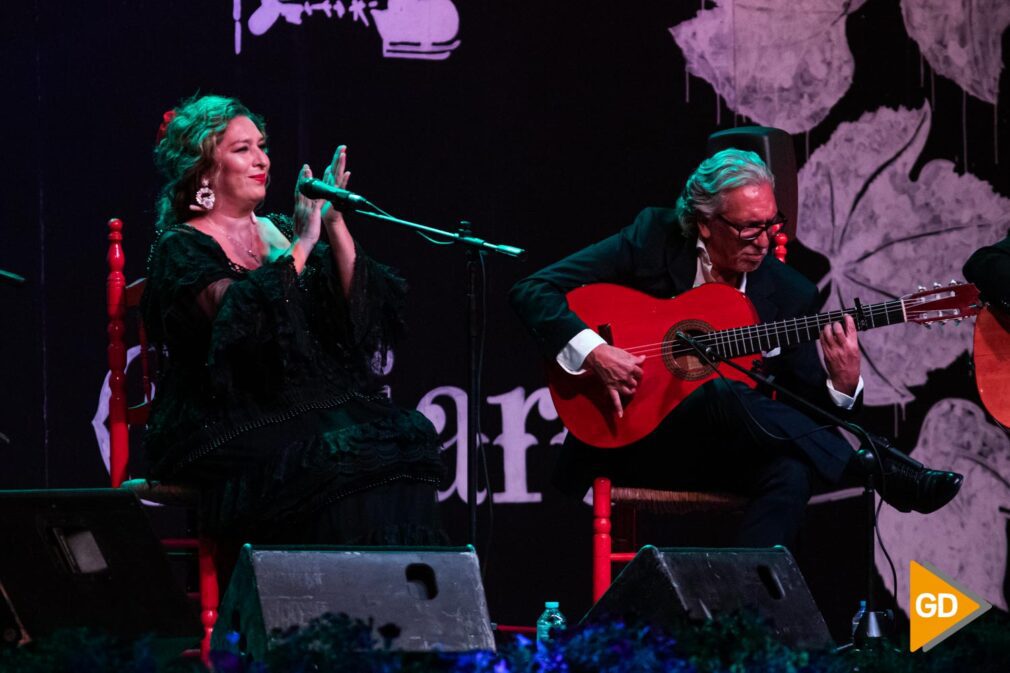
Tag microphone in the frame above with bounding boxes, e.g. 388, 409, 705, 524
675, 331, 716, 362
0, 269, 25, 286
298, 178, 369, 209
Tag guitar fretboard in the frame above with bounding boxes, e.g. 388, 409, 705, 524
681, 299, 907, 359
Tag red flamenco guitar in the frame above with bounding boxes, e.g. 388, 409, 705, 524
973, 306, 1010, 427
548, 282, 981, 448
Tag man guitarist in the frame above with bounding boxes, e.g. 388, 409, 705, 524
510, 149, 962, 547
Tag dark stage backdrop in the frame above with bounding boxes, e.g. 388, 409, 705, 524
2, 0, 1008, 634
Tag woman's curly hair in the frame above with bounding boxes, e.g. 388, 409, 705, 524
153, 94, 266, 233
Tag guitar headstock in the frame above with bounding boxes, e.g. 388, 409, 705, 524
903, 281, 981, 326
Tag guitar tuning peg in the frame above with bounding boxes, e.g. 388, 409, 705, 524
933, 282, 942, 289
954, 318, 963, 325
939, 320, 946, 326
917, 285, 927, 292
949, 279, 958, 286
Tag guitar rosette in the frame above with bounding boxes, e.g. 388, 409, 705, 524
663, 320, 716, 380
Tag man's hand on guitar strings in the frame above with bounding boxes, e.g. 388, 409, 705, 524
819, 314, 861, 397
584, 344, 645, 418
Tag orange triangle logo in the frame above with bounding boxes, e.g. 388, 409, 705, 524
909, 560, 992, 652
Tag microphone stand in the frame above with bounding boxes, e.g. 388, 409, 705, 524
675, 331, 894, 651
350, 205, 525, 552
0, 268, 24, 452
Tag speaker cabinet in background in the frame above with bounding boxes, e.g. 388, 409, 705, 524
0, 489, 200, 647
706, 126, 798, 240
213, 545, 494, 660
583, 546, 833, 650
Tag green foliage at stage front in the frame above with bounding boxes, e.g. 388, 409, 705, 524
2, 608, 1009, 673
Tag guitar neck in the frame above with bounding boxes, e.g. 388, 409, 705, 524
702, 299, 907, 359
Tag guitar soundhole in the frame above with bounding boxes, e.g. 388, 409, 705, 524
663, 320, 716, 380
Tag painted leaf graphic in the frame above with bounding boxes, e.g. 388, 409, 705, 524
799, 104, 1010, 406
670, 0, 867, 134
902, 0, 1010, 103
876, 399, 1010, 613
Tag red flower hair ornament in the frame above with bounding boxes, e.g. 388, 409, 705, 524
156, 109, 176, 143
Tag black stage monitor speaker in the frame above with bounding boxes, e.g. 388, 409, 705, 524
213, 545, 495, 660
583, 546, 833, 650
0, 489, 200, 647
706, 126, 798, 240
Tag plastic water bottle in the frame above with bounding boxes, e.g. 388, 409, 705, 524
536, 601, 567, 645
851, 600, 867, 639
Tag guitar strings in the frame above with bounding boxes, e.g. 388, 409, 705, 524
621, 301, 904, 357
609, 296, 951, 361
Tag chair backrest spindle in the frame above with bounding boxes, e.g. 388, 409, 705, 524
774, 231, 789, 263
107, 218, 129, 487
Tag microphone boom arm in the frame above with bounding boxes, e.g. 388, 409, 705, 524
350, 208, 526, 259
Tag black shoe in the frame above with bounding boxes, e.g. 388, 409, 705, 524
865, 437, 963, 514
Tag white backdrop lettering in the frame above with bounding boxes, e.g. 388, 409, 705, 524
235, 0, 461, 60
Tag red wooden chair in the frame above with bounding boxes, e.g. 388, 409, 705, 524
589, 233, 862, 601
106, 217, 218, 661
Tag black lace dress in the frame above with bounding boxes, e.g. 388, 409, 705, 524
140, 215, 445, 546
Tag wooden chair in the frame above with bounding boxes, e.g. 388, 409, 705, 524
589, 232, 862, 601
106, 217, 218, 661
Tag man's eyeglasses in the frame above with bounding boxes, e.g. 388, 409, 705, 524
713, 212, 788, 241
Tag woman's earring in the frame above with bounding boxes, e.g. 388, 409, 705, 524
194, 178, 216, 210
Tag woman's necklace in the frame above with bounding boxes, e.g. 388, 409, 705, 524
211, 214, 261, 264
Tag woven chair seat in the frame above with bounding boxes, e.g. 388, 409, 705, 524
609, 485, 863, 514
611, 488, 747, 513
120, 478, 200, 506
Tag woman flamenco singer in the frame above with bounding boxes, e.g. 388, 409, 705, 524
141, 94, 446, 568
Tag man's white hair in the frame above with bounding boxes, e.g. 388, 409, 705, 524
674, 149, 775, 237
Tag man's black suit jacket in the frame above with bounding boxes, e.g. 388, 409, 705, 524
509, 207, 858, 493
964, 233, 1010, 312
